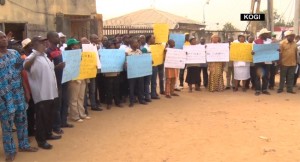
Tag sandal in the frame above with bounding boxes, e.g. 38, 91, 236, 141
19, 147, 38, 152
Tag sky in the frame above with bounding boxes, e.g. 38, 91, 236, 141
96, 0, 296, 30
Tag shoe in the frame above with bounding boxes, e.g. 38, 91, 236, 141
19, 147, 38, 152
160, 91, 165, 95
97, 104, 102, 108
107, 105, 112, 110
38, 142, 53, 150
151, 96, 160, 99
242, 88, 247, 92
225, 87, 231, 90
171, 93, 179, 96
74, 119, 84, 123
195, 87, 201, 91
174, 88, 181, 91
129, 103, 134, 107
145, 98, 152, 102
61, 123, 74, 128
116, 104, 123, 108
47, 135, 61, 140
139, 101, 148, 105
166, 95, 171, 98
5, 153, 16, 162
277, 89, 283, 93
91, 107, 103, 111
179, 85, 184, 89
269, 86, 274, 90
262, 91, 271, 95
255, 92, 260, 96
53, 129, 64, 135
82, 116, 91, 120
287, 91, 296, 94
233, 88, 238, 92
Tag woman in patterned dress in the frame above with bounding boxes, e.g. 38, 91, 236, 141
208, 34, 225, 92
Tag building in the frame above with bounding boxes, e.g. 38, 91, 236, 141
0, 0, 103, 40
103, 8, 205, 38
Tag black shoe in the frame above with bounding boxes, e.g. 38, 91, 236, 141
145, 99, 152, 102
97, 104, 102, 108
129, 103, 134, 107
277, 89, 283, 93
107, 105, 112, 110
91, 107, 103, 111
262, 91, 271, 95
61, 123, 74, 128
151, 96, 160, 99
225, 87, 231, 90
53, 129, 64, 135
139, 101, 148, 105
269, 86, 274, 90
255, 92, 260, 96
116, 104, 123, 108
5, 153, 16, 162
47, 135, 61, 140
38, 142, 53, 150
287, 91, 296, 94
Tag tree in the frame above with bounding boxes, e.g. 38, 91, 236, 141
222, 22, 239, 31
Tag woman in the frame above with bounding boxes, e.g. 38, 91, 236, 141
233, 34, 250, 92
185, 36, 201, 92
208, 34, 225, 92
165, 39, 179, 98
66, 38, 91, 122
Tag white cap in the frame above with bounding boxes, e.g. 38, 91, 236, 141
58, 32, 66, 38
21, 38, 31, 48
259, 28, 271, 35
284, 30, 295, 37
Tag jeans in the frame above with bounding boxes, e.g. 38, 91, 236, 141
144, 75, 151, 100
151, 66, 158, 97
53, 84, 62, 131
255, 63, 270, 92
279, 66, 296, 92
157, 64, 165, 93
129, 77, 144, 103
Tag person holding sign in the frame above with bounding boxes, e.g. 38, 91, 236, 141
165, 39, 179, 98
277, 31, 298, 94
185, 36, 201, 92
179, 33, 191, 88
233, 34, 250, 92
126, 39, 148, 107
208, 34, 225, 92
66, 39, 91, 123
253, 28, 272, 96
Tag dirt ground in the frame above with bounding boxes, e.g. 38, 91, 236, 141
2, 79, 300, 162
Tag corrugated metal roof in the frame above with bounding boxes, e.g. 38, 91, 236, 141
104, 8, 202, 29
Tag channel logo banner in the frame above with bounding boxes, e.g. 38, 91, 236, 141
240, 14, 265, 21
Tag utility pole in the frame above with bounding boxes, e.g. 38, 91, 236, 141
294, 0, 300, 35
267, 0, 274, 33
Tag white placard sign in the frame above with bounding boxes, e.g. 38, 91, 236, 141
164, 48, 186, 69
206, 43, 229, 62
183, 45, 206, 64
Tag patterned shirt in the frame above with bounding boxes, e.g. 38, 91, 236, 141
0, 49, 26, 113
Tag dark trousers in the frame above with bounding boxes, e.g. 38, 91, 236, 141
53, 85, 62, 132
255, 63, 270, 92
129, 77, 144, 104
104, 76, 120, 105
151, 66, 158, 97
157, 64, 165, 93
96, 73, 106, 104
26, 98, 35, 136
144, 75, 151, 100
179, 66, 186, 86
60, 83, 69, 126
294, 64, 299, 85
120, 71, 129, 99
35, 98, 58, 144
269, 63, 277, 88
249, 66, 256, 88
279, 66, 296, 92
199, 67, 208, 87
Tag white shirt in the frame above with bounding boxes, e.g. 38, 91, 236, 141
24, 50, 58, 104
119, 44, 129, 51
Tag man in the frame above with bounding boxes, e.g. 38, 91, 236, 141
277, 31, 298, 94
246, 36, 256, 89
199, 37, 208, 88
0, 31, 38, 161
139, 35, 146, 50
89, 34, 103, 111
225, 37, 235, 89
179, 33, 191, 88
119, 35, 131, 103
253, 28, 272, 96
46, 31, 71, 133
58, 32, 67, 51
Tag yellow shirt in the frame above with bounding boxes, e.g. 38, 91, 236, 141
184, 41, 191, 46
280, 39, 297, 66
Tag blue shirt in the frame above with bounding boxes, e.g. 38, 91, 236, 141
0, 49, 26, 113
